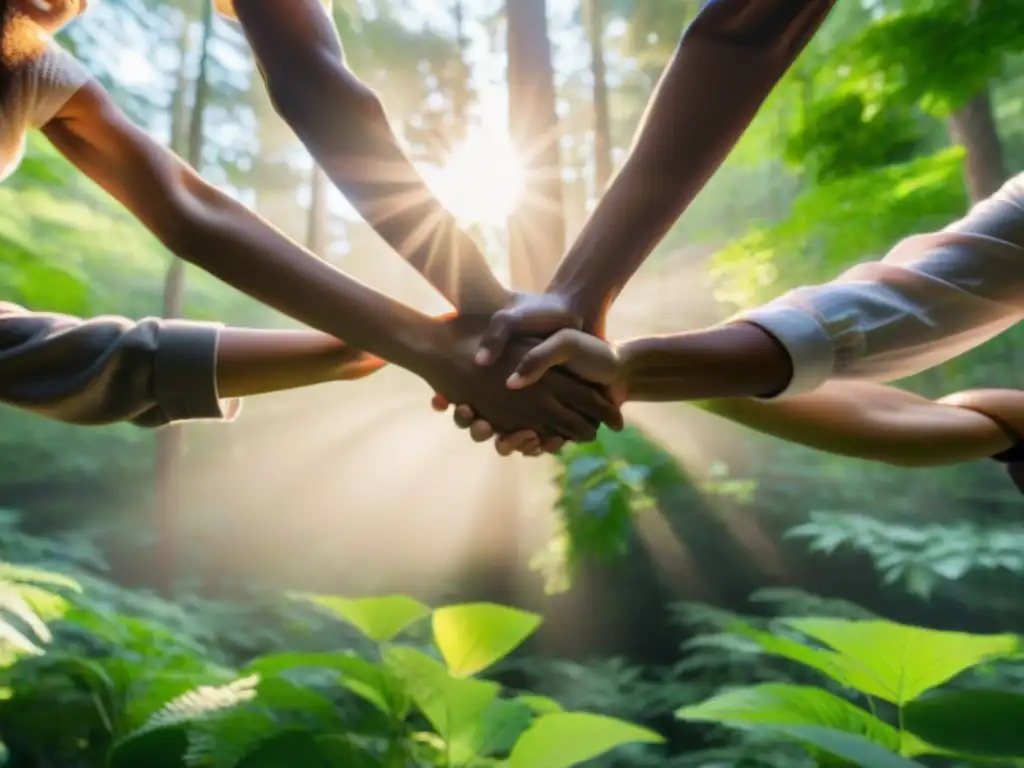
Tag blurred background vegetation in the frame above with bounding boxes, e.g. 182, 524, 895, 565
6, 0, 1024, 765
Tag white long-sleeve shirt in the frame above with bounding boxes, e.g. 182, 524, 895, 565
739, 173, 1024, 397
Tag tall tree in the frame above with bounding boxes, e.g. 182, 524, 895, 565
507, 0, 565, 291
585, 0, 612, 193
155, 0, 215, 587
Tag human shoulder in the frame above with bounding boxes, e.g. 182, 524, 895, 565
27, 37, 92, 128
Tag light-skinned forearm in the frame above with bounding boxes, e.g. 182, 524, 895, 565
549, 0, 836, 324
215, 328, 383, 398
234, 0, 508, 313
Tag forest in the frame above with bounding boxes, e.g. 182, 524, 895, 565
4, 0, 1024, 766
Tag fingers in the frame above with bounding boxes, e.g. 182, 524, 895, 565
496, 431, 539, 456
547, 372, 624, 432
506, 329, 578, 390
542, 398, 599, 443
431, 393, 450, 412
542, 436, 565, 454
476, 308, 516, 366
453, 404, 476, 429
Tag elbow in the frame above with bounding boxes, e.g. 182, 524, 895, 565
264, 53, 384, 133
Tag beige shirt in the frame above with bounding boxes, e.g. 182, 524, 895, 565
1, 38, 237, 427
741, 174, 1024, 397
0, 38, 88, 181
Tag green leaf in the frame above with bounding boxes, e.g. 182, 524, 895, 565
517, 694, 564, 714
475, 698, 536, 756
107, 726, 189, 768
244, 652, 401, 717
432, 603, 541, 677
769, 726, 928, 768
676, 683, 901, 752
255, 677, 340, 728
235, 730, 346, 768
903, 690, 1024, 759
508, 712, 663, 768
299, 594, 430, 643
316, 735, 379, 767
783, 618, 1020, 704
382, 645, 500, 764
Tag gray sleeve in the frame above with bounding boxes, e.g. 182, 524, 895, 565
0, 302, 240, 428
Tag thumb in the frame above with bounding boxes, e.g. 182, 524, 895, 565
506, 329, 579, 390
476, 309, 517, 366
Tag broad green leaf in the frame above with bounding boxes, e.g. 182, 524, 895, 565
676, 683, 901, 752
517, 694, 564, 714
783, 618, 1020, 704
508, 712, 663, 768
904, 690, 1024, 759
770, 726, 928, 768
300, 594, 430, 643
432, 603, 541, 677
383, 645, 500, 764
255, 677, 340, 728
475, 698, 536, 756
245, 652, 400, 716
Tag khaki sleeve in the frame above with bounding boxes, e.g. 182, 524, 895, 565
0, 302, 240, 428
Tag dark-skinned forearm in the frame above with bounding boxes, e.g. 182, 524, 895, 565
173, 181, 436, 376
618, 322, 794, 401
233, 0, 508, 313
549, 0, 837, 324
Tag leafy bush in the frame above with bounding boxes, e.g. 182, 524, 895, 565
0, 564, 665, 767
676, 615, 1024, 766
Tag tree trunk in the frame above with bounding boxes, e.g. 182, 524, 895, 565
947, 87, 1007, 204
306, 166, 329, 256
586, 0, 612, 194
155, 0, 214, 588
507, 0, 565, 291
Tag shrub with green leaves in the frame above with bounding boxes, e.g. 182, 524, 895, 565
675, 615, 1024, 766
0, 571, 665, 768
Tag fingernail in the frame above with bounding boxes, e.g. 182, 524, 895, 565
475, 350, 491, 365
506, 373, 523, 389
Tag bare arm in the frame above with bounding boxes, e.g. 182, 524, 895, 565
549, 0, 837, 324
0, 301, 382, 428
231, 0, 509, 313
42, 80, 437, 375
214, 327, 383, 398
698, 383, 1017, 468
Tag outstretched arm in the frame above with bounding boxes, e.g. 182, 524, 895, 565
0, 302, 382, 428
438, 329, 1023, 468
699, 383, 1019, 468
474, 0, 837, 360
44, 79, 436, 374
548, 0, 836, 324
229, 0, 508, 313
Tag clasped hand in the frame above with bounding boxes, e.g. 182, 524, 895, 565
423, 293, 624, 455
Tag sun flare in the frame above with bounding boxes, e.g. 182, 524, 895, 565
426, 128, 526, 226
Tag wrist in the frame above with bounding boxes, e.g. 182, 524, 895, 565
617, 323, 794, 402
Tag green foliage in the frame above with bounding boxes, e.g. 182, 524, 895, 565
676, 615, 1024, 765
711, 148, 967, 307
0, 567, 662, 768
787, 511, 1024, 600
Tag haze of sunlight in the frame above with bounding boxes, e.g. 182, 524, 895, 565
423, 127, 526, 226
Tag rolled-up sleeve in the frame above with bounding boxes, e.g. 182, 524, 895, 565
736, 174, 1024, 397
0, 303, 241, 427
